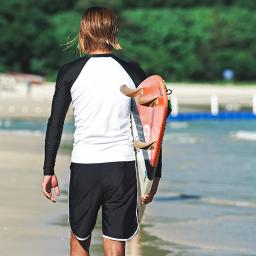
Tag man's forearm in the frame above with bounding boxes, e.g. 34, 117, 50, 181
150, 177, 160, 195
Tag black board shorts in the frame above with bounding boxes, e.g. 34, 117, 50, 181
68, 160, 139, 241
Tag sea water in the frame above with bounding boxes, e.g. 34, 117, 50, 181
145, 120, 256, 255
1, 119, 256, 255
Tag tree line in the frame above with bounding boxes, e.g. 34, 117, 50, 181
0, 0, 255, 81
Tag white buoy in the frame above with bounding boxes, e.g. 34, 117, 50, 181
171, 95, 178, 117
253, 95, 256, 115
211, 95, 219, 115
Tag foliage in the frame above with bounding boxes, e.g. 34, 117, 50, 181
0, 0, 256, 81
119, 7, 256, 81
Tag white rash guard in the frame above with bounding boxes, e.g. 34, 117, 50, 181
43, 53, 162, 177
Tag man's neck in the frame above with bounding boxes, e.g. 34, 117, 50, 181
88, 50, 112, 54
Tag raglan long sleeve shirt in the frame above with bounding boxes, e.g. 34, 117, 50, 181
43, 53, 162, 177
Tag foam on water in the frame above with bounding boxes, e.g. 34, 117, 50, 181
200, 197, 256, 209
168, 121, 189, 129
164, 133, 198, 144
231, 130, 256, 141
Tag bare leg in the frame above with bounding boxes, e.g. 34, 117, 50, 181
70, 231, 91, 256
103, 237, 126, 256
126, 232, 142, 255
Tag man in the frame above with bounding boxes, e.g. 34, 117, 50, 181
42, 7, 162, 256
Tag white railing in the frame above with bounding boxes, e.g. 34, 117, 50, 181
253, 95, 256, 115
170, 94, 256, 116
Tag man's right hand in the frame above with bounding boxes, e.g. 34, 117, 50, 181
41, 174, 60, 203
141, 177, 160, 204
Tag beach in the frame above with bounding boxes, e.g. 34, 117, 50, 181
0, 132, 71, 255
1, 118, 256, 255
0, 131, 171, 256
1, 1, 256, 255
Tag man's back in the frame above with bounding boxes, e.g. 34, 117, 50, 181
43, 53, 147, 173
71, 54, 137, 163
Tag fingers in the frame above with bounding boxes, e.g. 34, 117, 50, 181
54, 185, 60, 196
42, 185, 56, 203
50, 195, 56, 203
141, 194, 154, 204
41, 177, 58, 203
42, 184, 51, 199
52, 175, 60, 197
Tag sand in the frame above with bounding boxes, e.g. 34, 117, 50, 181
0, 132, 71, 256
0, 132, 170, 256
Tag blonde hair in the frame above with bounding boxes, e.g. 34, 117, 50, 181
63, 7, 120, 55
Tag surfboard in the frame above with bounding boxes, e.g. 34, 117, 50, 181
120, 75, 171, 222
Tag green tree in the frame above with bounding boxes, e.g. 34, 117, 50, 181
119, 7, 256, 81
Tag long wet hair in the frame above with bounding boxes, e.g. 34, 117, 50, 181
74, 7, 121, 55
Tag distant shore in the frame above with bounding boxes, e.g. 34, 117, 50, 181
0, 82, 256, 119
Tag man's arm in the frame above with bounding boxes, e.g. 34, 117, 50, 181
43, 65, 71, 176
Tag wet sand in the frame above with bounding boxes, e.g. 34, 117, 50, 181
0, 133, 71, 255
0, 132, 171, 255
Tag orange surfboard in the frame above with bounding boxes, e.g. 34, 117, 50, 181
121, 75, 171, 222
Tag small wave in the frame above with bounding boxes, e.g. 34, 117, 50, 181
155, 193, 201, 202
231, 131, 256, 141
168, 122, 189, 129
155, 193, 256, 209
164, 133, 197, 144
201, 197, 256, 209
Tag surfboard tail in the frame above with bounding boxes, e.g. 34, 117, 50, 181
120, 84, 159, 106
133, 140, 156, 150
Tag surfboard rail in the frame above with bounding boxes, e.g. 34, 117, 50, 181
120, 75, 171, 222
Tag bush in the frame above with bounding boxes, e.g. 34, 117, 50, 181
119, 7, 256, 81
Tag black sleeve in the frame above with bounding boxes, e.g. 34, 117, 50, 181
132, 62, 163, 178
43, 66, 71, 175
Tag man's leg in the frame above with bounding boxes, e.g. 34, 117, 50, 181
103, 237, 125, 256
102, 161, 138, 256
69, 162, 102, 256
70, 231, 91, 256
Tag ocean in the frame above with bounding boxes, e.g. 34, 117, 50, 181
1, 118, 255, 255
146, 120, 256, 255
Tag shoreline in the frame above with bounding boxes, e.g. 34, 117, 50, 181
1, 122, 255, 255
0, 132, 172, 255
